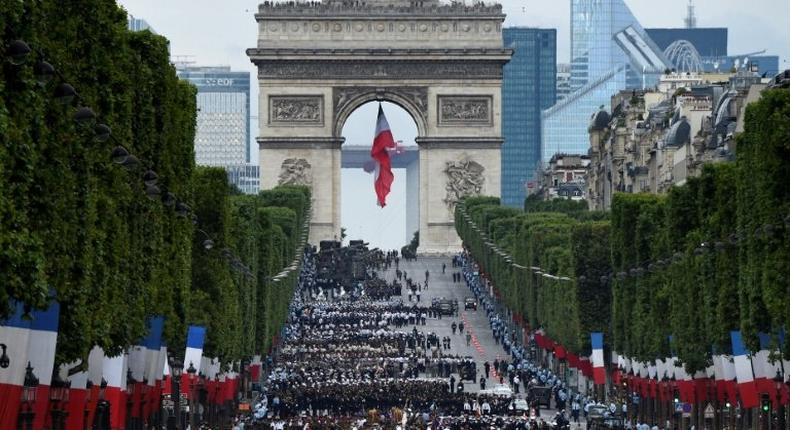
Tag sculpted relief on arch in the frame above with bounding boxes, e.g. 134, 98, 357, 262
444, 157, 485, 211
278, 158, 313, 187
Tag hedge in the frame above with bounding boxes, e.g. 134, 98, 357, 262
1, 0, 310, 368
455, 89, 790, 372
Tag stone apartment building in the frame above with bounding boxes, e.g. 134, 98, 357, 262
585, 71, 767, 210
533, 153, 590, 201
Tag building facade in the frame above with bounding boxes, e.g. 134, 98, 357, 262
556, 63, 572, 102
127, 15, 156, 33
586, 71, 767, 210
176, 66, 252, 167
501, 28, 557, 207
534, 153, 589, 201
542, 0, 669, 163
226, 164, 261, 195
176, 65, 256, 193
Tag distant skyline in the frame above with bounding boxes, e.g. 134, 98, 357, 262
117, 0, 790, 249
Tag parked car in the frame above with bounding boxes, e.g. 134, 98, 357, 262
464, 297, 478, 310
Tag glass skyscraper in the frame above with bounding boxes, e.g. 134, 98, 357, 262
501, 28, 557, 207
542, 0, 668, 161
127, 15, 156, 34
176, 66, 252, 166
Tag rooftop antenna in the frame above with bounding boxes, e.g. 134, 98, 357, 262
684, 0, 697, 29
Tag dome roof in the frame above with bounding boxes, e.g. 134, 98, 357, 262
589, 108, 610, 131
665, 116, 691, 147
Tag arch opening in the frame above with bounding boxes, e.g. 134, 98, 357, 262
340, 101, 419, 250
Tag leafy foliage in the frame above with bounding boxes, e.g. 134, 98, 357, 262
455, 198, 611, 355
457, 86, 790, 370
0, 1, 310, 367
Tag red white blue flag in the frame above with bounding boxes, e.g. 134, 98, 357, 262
370, 105, 397, 207
591, 332, 606, 385
731, 330, 759, 408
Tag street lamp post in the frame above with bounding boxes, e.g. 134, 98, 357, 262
83, 381, 92, 430
0, 343, 10, 368
775, 370, 786, 430
18, 362, 38, 430
49, 372, 70, 430
94, 378, 110, 430
140, 378, 148, 430
126, 370, 135, 430
186, 362, 197, 430
168, 357, 184, 430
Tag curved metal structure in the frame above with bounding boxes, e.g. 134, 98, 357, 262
664, 40, 704, 74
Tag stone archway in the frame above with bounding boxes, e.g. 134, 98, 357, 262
247, 0, 511, 253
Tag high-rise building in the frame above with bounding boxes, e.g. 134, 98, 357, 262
176, 66, 251, 166
556, 64, 572, 102
226, 164, 261, 195
542, 0, 669, 162
176, 65, 257, 192
501, 28, 557, 207
127, 15, 156, 34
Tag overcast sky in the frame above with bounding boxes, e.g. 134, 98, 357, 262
118, 0, 789, 249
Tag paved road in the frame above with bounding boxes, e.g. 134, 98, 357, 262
379, 255, 588, 426
377, 256, 510, 394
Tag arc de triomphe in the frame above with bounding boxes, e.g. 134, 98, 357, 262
247, 0, 511, 253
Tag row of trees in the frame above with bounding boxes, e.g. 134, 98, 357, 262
1, 0, 308, 369
456, 88, 790, 373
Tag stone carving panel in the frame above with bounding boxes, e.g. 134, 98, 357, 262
258, 61, 503, 80
438, 96, 492, 125
269, 95, 324, 125
333, 86, 428, 123
278, 158, 313, 186
443, 157, 485, 210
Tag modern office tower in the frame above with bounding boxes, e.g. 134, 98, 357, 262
127, 15, 156, 33
176, 65, 257, 192
225, 164, 261, 195
541, 0, 669, 162
176, 66, 251, 167
556, 64, 572, 102
501, 28, 557, 208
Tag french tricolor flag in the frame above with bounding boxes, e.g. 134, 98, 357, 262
753, 333, 779, 403
712, 354, 728, 403
183, 325, 206, 400
0, 302, 33, 429
102, 353, 128, 430
590, 332, 606, 385
139, 316, 164, 421
370, 104, 397, 207
250, 355, 262, 384
26, 299, 61, 430
731, 330, 759, 408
